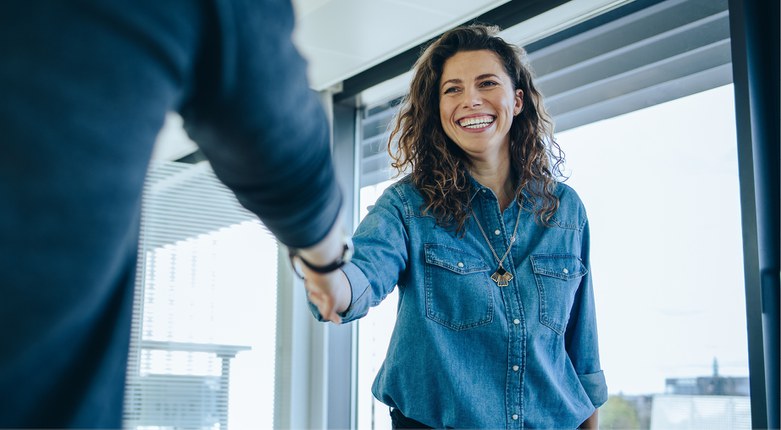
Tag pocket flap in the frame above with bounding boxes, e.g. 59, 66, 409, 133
530, 254, 587, 280
424, 244, 489, 274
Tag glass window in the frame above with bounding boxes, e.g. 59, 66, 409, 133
356, 179, 398, 430
557, 84, 750, 429
124, 162, 278, 430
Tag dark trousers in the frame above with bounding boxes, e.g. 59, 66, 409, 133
390, 408, 434, 429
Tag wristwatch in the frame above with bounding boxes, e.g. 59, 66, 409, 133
288, 236, 353, 279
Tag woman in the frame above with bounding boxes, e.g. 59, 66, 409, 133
298, 24, 607, 429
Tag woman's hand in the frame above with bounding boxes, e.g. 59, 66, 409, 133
303, 268, 352, 324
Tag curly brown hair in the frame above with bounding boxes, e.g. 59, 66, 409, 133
388, 24, 564, 232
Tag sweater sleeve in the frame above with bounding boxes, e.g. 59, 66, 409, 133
181, 0, 341, 248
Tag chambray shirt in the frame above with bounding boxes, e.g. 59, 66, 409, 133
317, 175, 607, 429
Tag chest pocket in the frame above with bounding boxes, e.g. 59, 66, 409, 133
424, 243, 493, 331
530, 254, 587, 335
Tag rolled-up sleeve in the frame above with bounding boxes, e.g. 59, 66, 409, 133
578, 370, 608, 408
565, 217, 608, 408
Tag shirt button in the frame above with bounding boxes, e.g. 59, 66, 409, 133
494, 229, 501, 235
512, 365, 519, 371
563, 268, 569, 274
512, 414, 519, 420
513, 319, 520, 325
457, 262, 464, 268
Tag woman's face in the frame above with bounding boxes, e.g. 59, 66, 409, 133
438, 49, 523, 164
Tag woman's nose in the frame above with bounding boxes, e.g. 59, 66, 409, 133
462, 87, 482, 108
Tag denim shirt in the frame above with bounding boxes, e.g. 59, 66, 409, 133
314, 175, 607, 429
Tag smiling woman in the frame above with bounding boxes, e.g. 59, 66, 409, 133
438, 50, 522, 167
301, 24, 606, 429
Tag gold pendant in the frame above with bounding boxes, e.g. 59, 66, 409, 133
490, 266, 513, 287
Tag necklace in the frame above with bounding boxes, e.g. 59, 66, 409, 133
470, 202, 523, 287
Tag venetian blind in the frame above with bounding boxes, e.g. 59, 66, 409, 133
123, 161, 278, 429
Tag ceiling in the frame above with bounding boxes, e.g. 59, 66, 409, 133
291, 0, 508, 91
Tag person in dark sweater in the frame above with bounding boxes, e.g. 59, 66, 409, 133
0, 0, 348, 427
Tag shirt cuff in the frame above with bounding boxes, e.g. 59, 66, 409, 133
337, 262, 372, 322
579, 370, 608, 408
306, 262, 372, 324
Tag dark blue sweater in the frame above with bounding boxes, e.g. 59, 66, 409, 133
0, 0, 341, 426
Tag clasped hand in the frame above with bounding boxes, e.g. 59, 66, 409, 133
303, 269, 352, 324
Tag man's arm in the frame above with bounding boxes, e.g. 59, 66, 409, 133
182, 0, 342, 249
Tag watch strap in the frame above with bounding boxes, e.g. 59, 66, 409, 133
289, 241, 353, 275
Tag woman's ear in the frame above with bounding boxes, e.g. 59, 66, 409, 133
514, 89, 524, 116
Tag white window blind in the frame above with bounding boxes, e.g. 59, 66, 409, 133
357, 0, 731, 189
123, 161, 278, 430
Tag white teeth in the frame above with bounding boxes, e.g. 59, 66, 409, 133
459, 116, 494, 128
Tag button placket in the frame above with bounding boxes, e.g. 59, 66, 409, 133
502, 305, 524, 427
482, 193, 525, 428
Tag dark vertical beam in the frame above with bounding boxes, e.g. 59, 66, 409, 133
728, 0, 780, 428
729, 9, 766, 427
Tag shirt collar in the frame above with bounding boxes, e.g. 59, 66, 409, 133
465, 171, 527, 209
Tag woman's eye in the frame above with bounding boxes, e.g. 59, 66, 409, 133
443, 87, 461, 94
480, 80, 498, 88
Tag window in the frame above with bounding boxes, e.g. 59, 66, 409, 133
355, 180, 399, 430
123, 162, 278, 430
557, 84, 750, 429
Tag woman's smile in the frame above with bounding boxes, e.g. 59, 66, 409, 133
457, 114, 496, 130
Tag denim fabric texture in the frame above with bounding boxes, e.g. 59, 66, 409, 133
315, 175, 607, 429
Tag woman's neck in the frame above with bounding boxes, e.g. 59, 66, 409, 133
469, 159, 515, 210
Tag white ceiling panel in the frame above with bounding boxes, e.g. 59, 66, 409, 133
388, 0, 504, 17
358, 0, 635, 107
293, 0, 508, 90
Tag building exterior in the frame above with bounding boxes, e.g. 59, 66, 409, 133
650, 359, 751, 429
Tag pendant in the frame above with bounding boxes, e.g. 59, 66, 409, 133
490, 265, 513, 287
